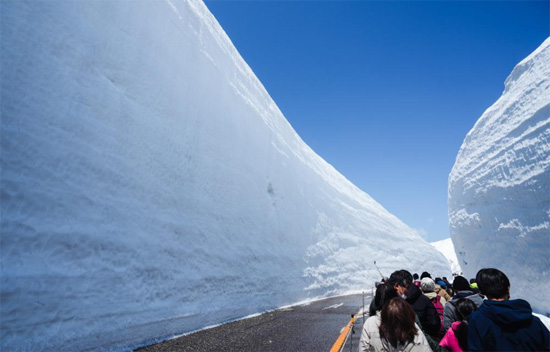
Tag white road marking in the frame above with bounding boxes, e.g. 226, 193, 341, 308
322, 303, 344, 310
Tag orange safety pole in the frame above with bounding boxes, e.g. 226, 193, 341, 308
329, 315, 354, 352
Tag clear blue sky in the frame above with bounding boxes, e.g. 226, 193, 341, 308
205, 0, 549, 242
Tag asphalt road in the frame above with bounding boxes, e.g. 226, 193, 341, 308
136, 293, 371, 352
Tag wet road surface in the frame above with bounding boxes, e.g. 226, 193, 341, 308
136, 293, 371, 352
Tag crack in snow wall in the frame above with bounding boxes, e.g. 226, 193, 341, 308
448, 37, 550, 314
1, 1, 450, 350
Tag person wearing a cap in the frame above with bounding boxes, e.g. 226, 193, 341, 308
442, 276, 484, 331
435, 280, 451, 304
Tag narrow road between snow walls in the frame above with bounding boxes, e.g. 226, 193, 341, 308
135, 293, 368, 352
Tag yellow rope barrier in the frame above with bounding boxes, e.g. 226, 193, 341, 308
329, 315, 354, 352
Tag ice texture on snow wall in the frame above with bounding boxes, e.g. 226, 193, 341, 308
1, 1, 450, 350
449, 38, 550, 314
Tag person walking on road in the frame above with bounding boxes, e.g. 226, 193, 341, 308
406, 277, 441, 340
442, 276, 483, 331
439, 298, 477, 352
359, 297, 432, 352
361, 284, 398, 351
421, 278, 445, 337
468, 268, 550, 351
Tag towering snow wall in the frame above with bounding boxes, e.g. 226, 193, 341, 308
449, 37, 550, 314
1, 1, 450, 350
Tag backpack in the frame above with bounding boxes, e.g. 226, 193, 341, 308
431, 295, 445, 334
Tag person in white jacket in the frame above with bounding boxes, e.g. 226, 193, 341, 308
359, 296, 432, 352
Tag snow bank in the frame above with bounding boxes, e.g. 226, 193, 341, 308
430, 238, 462, 276
448, 37, 550, 314
535, 314, 550, 331
1, 1, 450, 350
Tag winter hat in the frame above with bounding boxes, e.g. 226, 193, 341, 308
436, 280, 446, 287
421, 278, 435, 293
420, 272, 431, 279
453, 276, 470, 291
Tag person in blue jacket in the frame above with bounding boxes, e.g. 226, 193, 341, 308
468, 268, 550, 351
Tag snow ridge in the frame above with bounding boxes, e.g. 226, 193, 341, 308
1, 1, 450, 350
448, 37, 550, 314
430, 238, 462, 276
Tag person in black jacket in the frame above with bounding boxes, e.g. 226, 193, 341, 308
388, 270, 442, 340
468, 268, 550, 351
407, 279, 442, 340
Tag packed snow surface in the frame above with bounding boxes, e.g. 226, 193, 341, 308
1, 1, 450, 350
448, 37, 550, 314
430, 238, 462, 276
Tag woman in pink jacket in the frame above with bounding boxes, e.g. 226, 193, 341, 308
439, 298, 477, 352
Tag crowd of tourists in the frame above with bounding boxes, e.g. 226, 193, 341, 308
359, 268, 550, 352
